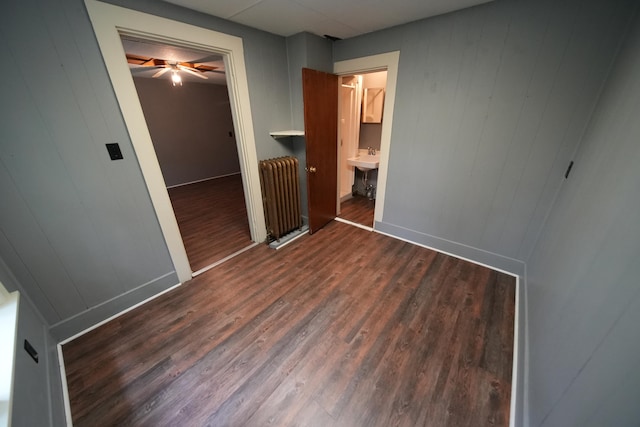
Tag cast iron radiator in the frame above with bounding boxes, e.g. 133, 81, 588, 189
258, 156, 303, 241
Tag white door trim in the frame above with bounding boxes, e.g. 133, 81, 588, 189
334, 51, 400, 224
85, 0, 266, 282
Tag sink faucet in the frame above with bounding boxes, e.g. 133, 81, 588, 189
367, 147, 376, 155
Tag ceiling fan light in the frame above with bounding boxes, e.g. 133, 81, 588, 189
171, 70, 182, 86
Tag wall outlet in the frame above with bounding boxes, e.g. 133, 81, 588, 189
106, 143, 123, 160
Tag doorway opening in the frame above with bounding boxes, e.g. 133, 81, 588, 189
337, 70, 387, 229
85, 0, 266, 282
121, 35, 253, 274
334, 51, 400, 232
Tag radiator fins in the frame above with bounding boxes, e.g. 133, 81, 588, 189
259, 156, 303, 242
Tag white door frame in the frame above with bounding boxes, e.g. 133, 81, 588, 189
334, 51, 400, 225
85, 0, 266, 282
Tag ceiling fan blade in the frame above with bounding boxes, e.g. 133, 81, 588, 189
177, 60, 220, 73
126, 53, 167, 67
152, 67, 171, 78
177, 64, 208, 79
189, 54, 223, 64
193, 64, 219, 72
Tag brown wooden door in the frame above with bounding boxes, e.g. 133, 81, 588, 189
302, 68, 339, 234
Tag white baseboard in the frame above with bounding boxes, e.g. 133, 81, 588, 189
166, 172, 241, 189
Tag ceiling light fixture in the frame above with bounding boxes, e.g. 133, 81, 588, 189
171, 69, 182, 86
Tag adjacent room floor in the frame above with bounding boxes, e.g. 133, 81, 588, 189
62, 220, 515, 426
339, 195, 375, 228
167, 174, 252, 272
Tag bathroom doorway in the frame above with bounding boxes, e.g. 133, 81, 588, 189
337, 70, 388, 229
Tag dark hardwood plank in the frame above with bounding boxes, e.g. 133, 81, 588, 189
167, 175, 252, 271
339, 195, 375, 227
63, 220, 515, 427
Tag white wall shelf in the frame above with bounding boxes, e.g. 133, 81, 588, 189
269, 130, 304, 138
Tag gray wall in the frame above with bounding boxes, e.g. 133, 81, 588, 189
526, 8, 640, 426
0, 0, 176, 333
0, 0, 293, 340
133, 77, 240, 187
334, 0, 636, 266
285, 32, 334, 219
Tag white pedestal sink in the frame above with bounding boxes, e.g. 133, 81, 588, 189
347, 153, 380, 171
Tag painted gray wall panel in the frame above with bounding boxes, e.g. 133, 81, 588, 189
60, 0, 179, 281
1, 0, 176, 318
511, 0, 636, 261
284, 34, 307, 217
0, 0, 294, 332
583, 361, 640, 427
50, 271, 179, 341
0, 231, 59, 323
304, 32, 333, 73
333, 0, 635, 263
526, 8, 640, 425
243, 36, 293, 161
287, 33, 307, 132
541, 279, 640, 427
133, 78, 240, 187
0, 161, 84, 321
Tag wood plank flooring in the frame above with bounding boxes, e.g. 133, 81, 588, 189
63, 220, 515, 427
339, 195, 375, 227
168, 175, 252, 271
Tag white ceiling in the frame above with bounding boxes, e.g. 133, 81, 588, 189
124, 0, 493, 85
163, 0, 494, 39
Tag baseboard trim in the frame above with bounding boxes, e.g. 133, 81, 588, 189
193, 242, 260, 276
520, 266, 530, 427
56, 344, 72, 427
334, 217, 373, 232
374, 221, 525, 276
510, 274, 524, 427
165, 172, 241, 189
50, 271, 179, 342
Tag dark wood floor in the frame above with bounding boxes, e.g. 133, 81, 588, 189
168, 175, 252, 271
63, 221, 515, 427
339, 195, 375, 227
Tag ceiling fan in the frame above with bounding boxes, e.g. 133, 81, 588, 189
126, 53, 220, 85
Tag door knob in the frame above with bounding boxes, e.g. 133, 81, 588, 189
306, 166, 317, 173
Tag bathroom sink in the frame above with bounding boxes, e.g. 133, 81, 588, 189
347, 154, 380, 172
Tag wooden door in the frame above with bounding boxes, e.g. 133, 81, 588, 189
302, 68, 338, 234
